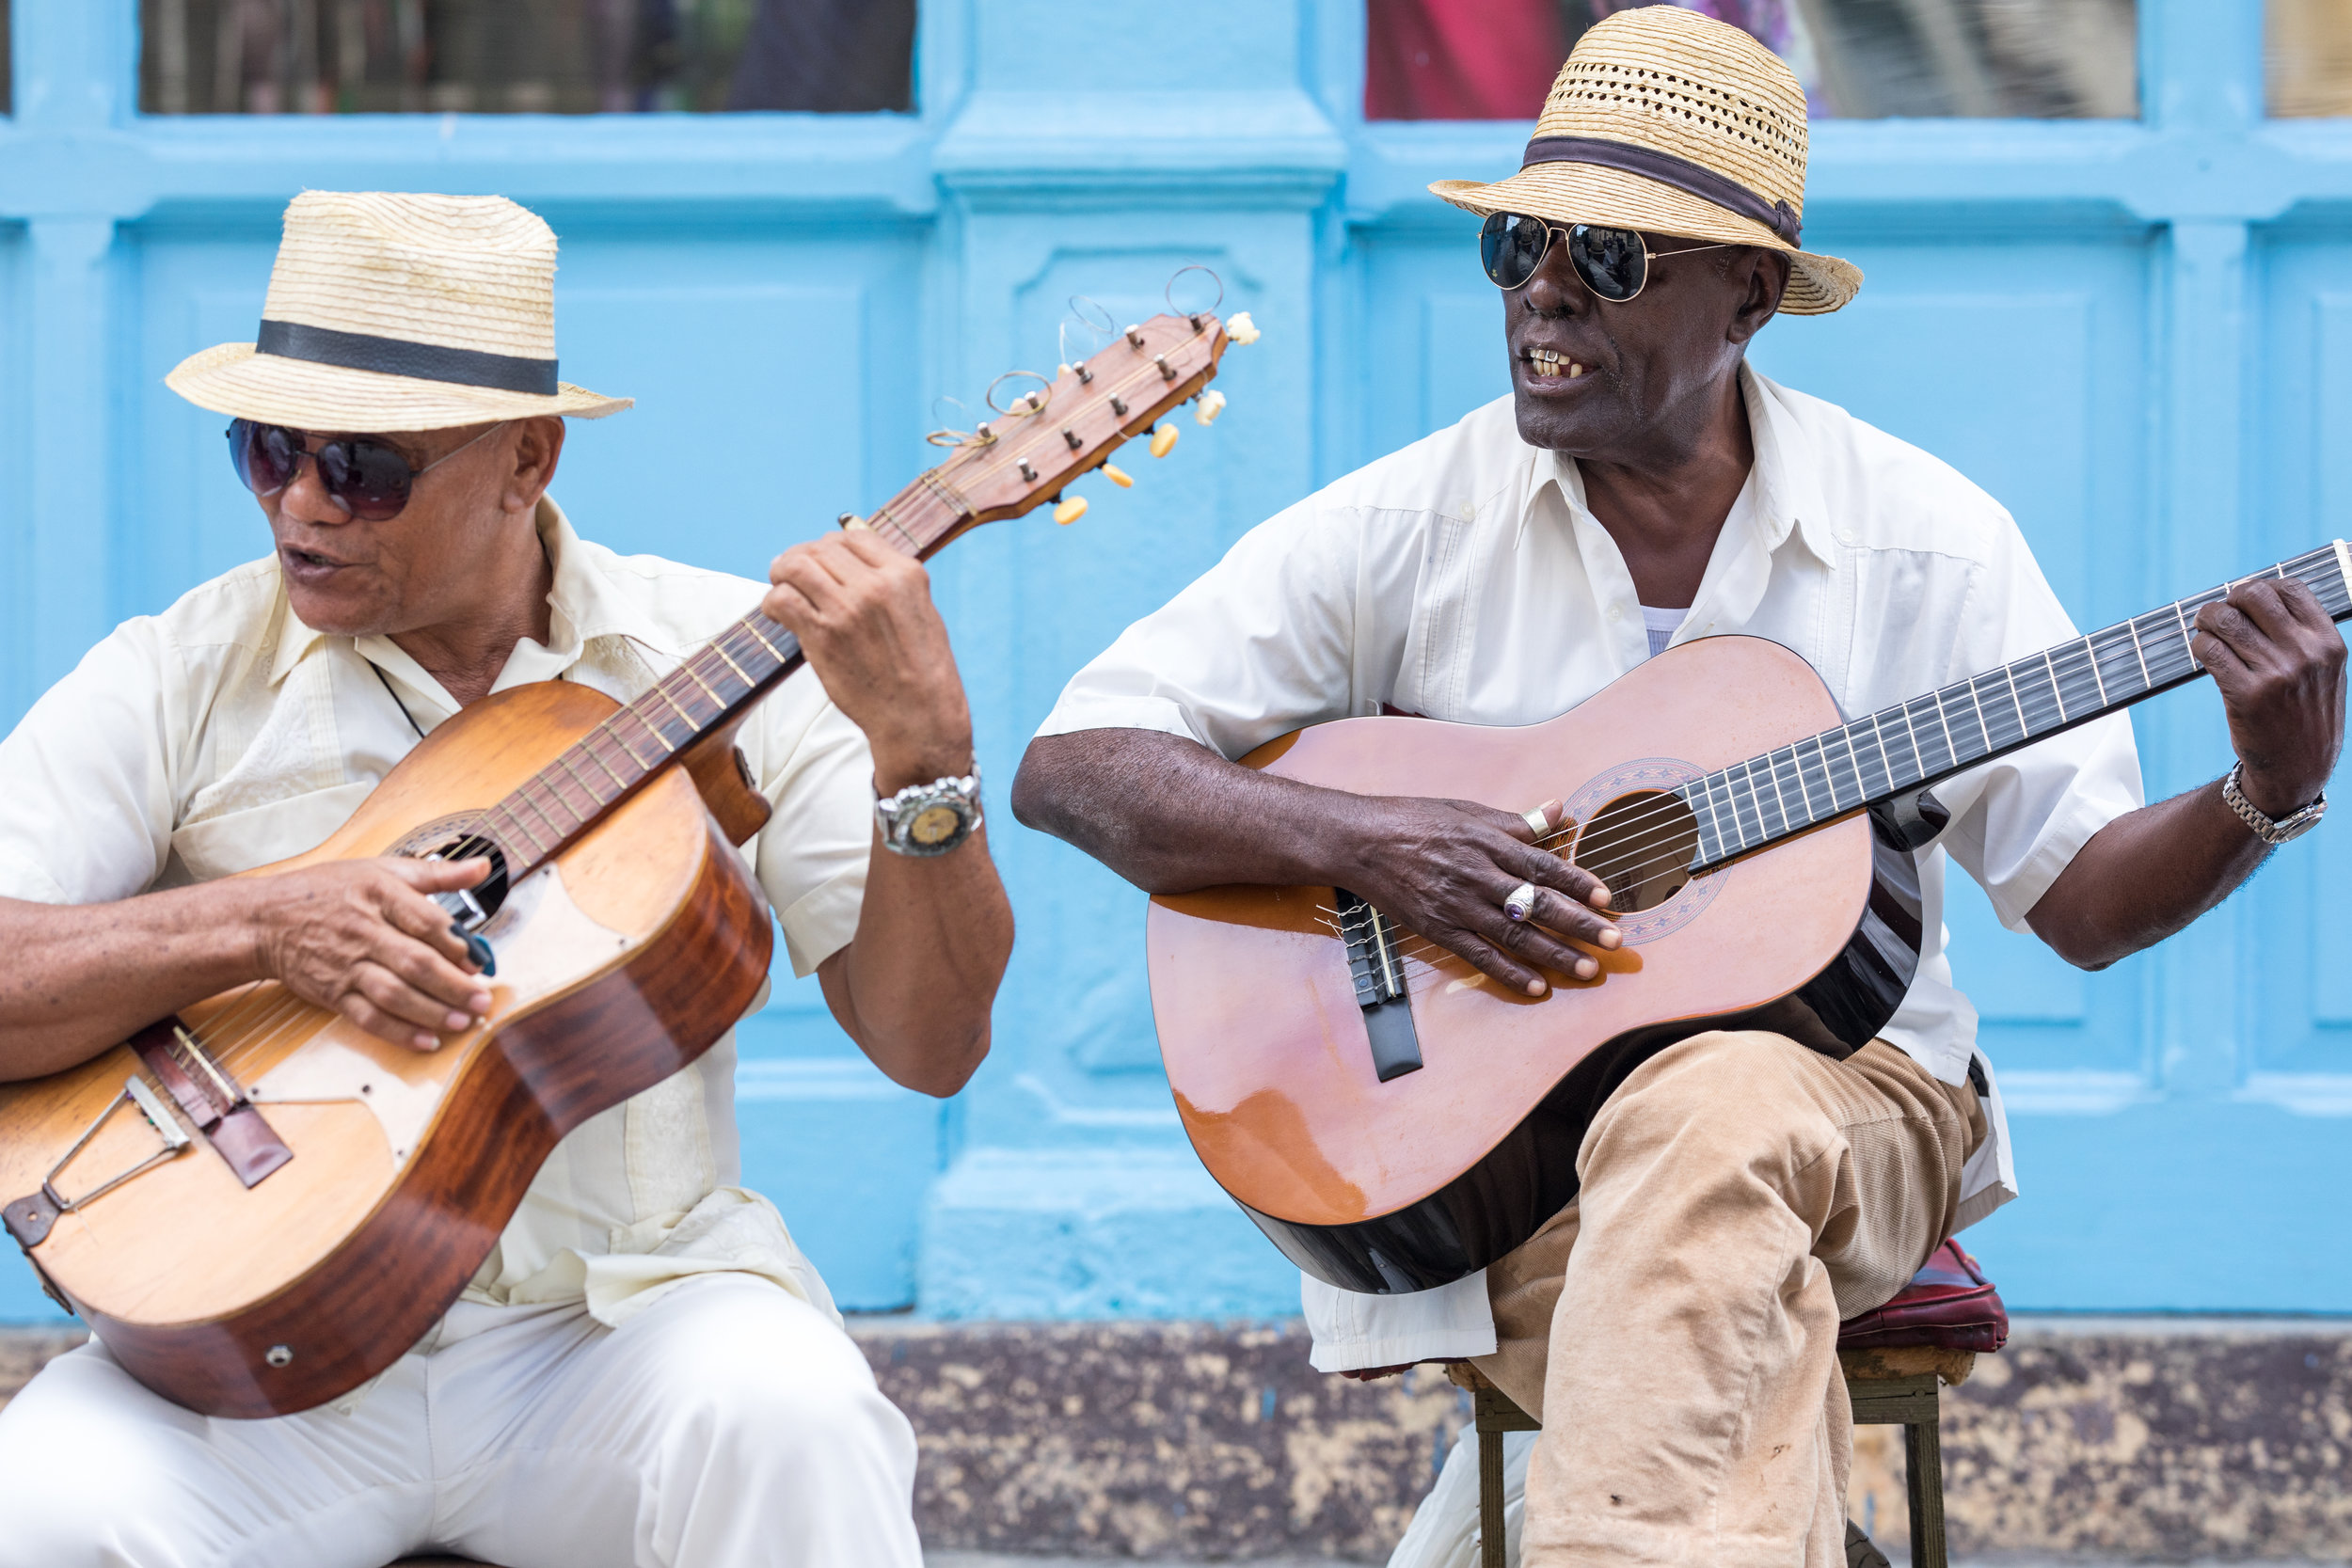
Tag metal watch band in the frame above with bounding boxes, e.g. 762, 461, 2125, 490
2222, 762, 2326, 846
876, 763, 983, 858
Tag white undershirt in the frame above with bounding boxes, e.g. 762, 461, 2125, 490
1640, 603, 1684, 658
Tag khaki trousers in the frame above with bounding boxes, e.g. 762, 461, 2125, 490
1472, 1031, 1984, 1568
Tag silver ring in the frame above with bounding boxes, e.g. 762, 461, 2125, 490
1503, 881, 1539, 923
1521, 807, 1550, 837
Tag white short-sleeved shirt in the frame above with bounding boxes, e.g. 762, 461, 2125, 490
0, 499, 874, 1335
1038, 366, 2144, 1370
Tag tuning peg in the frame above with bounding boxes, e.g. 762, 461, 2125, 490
1102, 464, 1134, 488
1055, 496, 1089, 525
1125, 325, 1146, 349
1057, 363, 1073, 377
1226, 311, 1261, 345
1150, 423, 1180, 458
1194, 390, 1227, 427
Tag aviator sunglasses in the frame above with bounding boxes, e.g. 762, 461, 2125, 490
1480, 213, 1726, 300
227, 418, 504, 522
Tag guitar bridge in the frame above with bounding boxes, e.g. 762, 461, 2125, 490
1333, 888, 1423, 1082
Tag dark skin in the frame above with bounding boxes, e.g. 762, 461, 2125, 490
1013, 224, 2347, 1006
0, 417, 1013, 1097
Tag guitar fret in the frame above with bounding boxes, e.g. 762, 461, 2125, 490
580, 736, 630, 790
2042, 648, 2069, 723
1794, 741, 1833, 819
1811, 735, 1843, 813
492, 804, 549, 858
1959, 676, 1993, 759
1718, 772, 1752, 852
1731, 762, 1767, 846
554, 752, 607, 811
1926, 689, 1960, 769
1706, 775, 1738, 854
712, 641, 755, 686
2171, 599, 2201, 673
1760, 753, 1793, 834
683, 661, 726, 705
1836, 725, 1876, 801
2124, 618, 2153, 689
741, 619, 787, 661
515, 781, 568, 839
628, 707, 677, 756
652, 681, 699, 729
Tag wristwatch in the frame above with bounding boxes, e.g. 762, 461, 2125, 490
876, 764, 983, 857
2221, 762, 2328, 846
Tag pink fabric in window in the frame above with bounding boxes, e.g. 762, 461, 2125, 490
1364, 0, 1567, 121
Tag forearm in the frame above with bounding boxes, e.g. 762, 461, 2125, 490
1011, 729, 1375, 895
821, 827, 1013, 1097
0, 883, 266, 1080
2026, 778, 2272, 970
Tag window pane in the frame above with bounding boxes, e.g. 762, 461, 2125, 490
1365, 0, 2137, 120
138, 0, 914, 115
2270, 0, 2352, 117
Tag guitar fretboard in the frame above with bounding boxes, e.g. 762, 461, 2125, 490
460, 483, 967, 882
1679, 543, 2352, 872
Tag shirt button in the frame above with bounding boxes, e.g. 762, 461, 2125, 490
1606, 605, 1623, 622
1836, 527, 1857, 545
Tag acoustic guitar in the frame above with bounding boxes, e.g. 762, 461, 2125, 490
1149, 543, 2352, 1295
0, 309, 1234, 1418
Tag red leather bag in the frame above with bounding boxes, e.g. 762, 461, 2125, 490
1836, 1238, 2008, 1353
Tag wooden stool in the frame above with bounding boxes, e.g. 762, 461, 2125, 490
1455, 1347, 1976, 1568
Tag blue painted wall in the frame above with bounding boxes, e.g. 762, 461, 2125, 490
2, 1, 2347, 1323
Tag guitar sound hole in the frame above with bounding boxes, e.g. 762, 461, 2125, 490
390, 815, 513, 921
1572, 789, 1700, 914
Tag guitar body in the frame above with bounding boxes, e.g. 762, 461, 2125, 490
1148, 637, 1925, 1294
0, 681, 773, 1417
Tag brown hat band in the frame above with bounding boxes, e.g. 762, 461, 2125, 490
256, 318, 561, 396
1520, 135, 1803, 245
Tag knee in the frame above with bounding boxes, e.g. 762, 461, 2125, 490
1585, 1030, 1836, 1173
710, 1349, 911, 1474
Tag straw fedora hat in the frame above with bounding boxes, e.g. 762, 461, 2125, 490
167, 191, 630, 431
1430, 6, 1860, 314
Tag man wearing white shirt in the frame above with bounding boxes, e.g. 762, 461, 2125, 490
1014, 12, 2344, 1567
0, 191, 1011, 1568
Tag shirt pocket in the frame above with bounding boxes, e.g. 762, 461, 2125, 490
166, 780, 380, 884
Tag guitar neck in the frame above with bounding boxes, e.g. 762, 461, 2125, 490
1684, 541, 2352, 873
471, 478, 967, 883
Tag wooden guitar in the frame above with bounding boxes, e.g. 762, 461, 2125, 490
0, 309, 1233, 1418
1149, 543, 2352, 1295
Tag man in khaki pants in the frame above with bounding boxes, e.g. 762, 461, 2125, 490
1015, 10, 2345, 1565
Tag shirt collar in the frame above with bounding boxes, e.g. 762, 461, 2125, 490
265, 494, 676, 688
1526, 360, 1837, 574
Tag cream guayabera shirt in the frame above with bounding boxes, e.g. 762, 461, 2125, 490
0, 499, 872, 1336
1039, 367, 2145, 1370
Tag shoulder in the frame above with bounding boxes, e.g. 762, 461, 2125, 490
92, 556, 291, 691
564, 532, 771, 653
1311, 393, 1533, 528
1754, 372, 2026, 570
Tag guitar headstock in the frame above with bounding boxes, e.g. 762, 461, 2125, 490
925, 310, 1232, 538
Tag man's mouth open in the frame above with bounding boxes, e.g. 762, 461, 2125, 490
1522, 346, 1587, 381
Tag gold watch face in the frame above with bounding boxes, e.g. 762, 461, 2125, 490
909, 802, 964, 847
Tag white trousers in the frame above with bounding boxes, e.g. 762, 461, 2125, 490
0, 1274, 921, 1568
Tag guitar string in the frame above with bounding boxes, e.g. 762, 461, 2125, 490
1312, 577, 2301, 980
174, 329, 1232, 1082
1494, 586, 2243, 895
171, 388, 2328, 1078
421, 325, 1215, 875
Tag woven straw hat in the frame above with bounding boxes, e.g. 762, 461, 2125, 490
167, 191, 630, 431
1429, 6, 1860, 314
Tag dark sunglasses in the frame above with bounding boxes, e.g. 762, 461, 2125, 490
227, 419, 503, 522
1480, 213, 1726, 300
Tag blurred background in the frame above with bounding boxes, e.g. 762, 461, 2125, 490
0, 0, 2347, 1385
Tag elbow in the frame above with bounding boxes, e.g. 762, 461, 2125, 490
1009, 741, 1058, 833
905, 1024, 991, 1099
